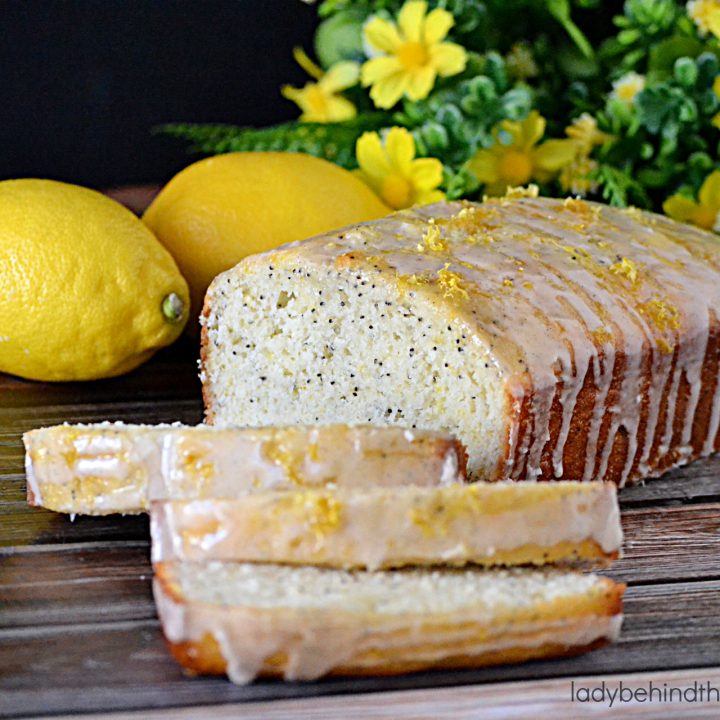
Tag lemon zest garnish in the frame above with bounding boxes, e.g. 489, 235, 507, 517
561, 245, 593, 260
436, 264, 469, 299
274, 492, 343, 541
406, 273, 431, 286
592, 326, 613, 345
657, 338, 675, 355
416, 222, 448, 253
504, 184, 539, 199
609, 257, 639, 284
638, 298, 680, 331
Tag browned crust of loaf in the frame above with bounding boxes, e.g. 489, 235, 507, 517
526, 322, 720, 485
164, 633, 613, 680
452, 438, 469, 480
199, 292, 215, 425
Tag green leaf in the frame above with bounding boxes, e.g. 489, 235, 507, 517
547, 0, 594, 59
314, 9, 366, 66
156, 115, 390, 169
635, 85, 684, 134
649, 36, 705, 76
673, 57, 698, 89
595, 164, 651, 208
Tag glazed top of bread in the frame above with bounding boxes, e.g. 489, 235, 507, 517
24, 423, 465, 514
203, 196, 720, 486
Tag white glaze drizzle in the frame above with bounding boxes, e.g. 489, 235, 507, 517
286, 197, 720, 484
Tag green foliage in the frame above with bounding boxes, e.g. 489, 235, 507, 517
163, 0, 720, 219
158, 115, 389, 170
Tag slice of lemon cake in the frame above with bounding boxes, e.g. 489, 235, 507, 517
151, 481, 622, 569
154, 560, 625, 683
24, 423, 465, 515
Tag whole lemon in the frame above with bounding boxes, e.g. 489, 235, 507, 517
0, 179, 190, 381
143, 152, 391, 324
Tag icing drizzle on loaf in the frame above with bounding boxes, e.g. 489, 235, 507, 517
292, 197, 720, 486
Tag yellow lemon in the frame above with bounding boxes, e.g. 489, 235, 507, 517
143, 152, 391, 325
0, 179, 190, 381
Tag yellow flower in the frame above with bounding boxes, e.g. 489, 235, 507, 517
282, 48, 359, 123
610, 72, 646, 106
467, 111, 577, 196
565, 113, 613, 155
663, 170, 720, 232
360, 0, 467, 109
687, 0, 720, 38
355, 127, 445, 209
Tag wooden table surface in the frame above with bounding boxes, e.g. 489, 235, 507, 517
2, 339, 720, 718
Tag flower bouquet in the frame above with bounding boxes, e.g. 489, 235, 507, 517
164, 0, 720, 231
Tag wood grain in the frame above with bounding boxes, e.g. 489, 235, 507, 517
1, 345, 720, 717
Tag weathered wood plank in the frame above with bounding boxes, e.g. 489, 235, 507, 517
46, 667, 720, 720
611, 503, 720, 584
619, 459, 720, 506
0, 475, 26, 505
1, 581, 719, 717
0, 507, 149, 549
0, 543, 152, 628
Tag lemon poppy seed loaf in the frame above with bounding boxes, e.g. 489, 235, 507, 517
201, 196, 720, 485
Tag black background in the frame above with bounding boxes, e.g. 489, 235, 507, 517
0, 0, 318, 188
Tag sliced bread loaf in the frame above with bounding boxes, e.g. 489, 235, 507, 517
154, 560, 625, 683
24, 423, 465, 514
151, 481, 622, 569
201, 196, 720, 486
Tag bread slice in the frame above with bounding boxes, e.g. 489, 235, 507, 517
154, 560, 625, 683
24, 423, 465, 515
200, 196, 720, 486
151, 481, 621, 569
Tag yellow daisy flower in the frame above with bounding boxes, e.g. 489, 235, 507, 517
664, 171, 720, 232
610, 72, 646, 106
565, 113, 613, 155
360, 0, 468, 109
467, 111, 578, 196
355, 127, 445, 209
282, 48, 360, 123
687, 0, 720, 38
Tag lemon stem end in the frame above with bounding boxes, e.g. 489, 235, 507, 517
162, 293, 185, 323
